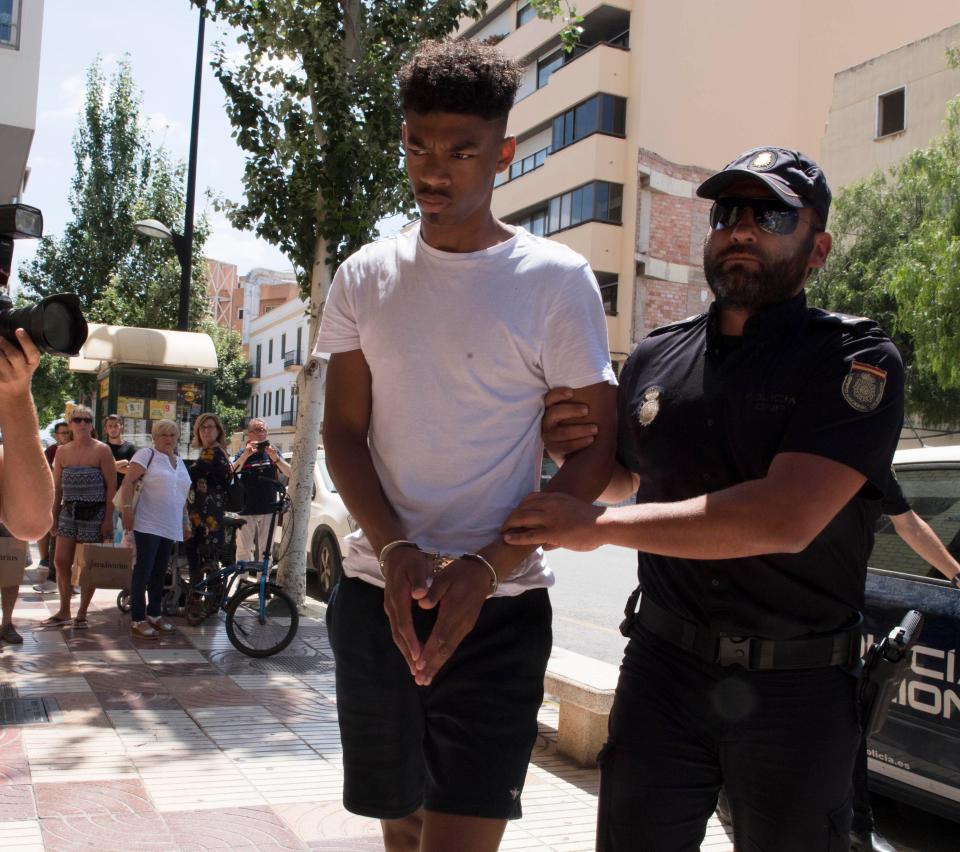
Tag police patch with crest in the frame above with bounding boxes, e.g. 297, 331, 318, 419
842, 361, 887, 412
637, 386, 662, 426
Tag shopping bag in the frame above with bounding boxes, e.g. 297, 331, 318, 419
77, 542, 134, 590
0, 537, 28, 586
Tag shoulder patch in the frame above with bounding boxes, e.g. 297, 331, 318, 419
842, 361, 887, 412
647, 313, 706, 338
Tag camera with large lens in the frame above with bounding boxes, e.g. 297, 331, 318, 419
0, 204, 88, 356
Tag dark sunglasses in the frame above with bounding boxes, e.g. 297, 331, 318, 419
709, 198, 802, 236
71, 417, 93, 424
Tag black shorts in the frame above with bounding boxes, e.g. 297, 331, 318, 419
326, 576, 552, 820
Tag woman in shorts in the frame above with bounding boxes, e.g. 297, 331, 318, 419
47, 405, 116, 628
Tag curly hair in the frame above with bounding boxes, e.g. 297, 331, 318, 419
399, 39, 522, 122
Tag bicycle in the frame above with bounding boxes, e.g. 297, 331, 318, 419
183, 483, 299, 657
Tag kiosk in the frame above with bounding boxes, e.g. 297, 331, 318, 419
69, 324, 218, 459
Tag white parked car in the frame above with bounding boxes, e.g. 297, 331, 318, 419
282, 450, 355, 601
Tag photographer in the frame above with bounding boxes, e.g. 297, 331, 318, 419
231, 418, 290, 561
0, 329, 55, 643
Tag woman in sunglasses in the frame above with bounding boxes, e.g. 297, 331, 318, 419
47, 404, 116, 628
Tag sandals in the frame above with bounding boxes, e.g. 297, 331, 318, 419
146, 616, 174, 633
72, 616, 89, 630
42, 614, 72, 626
131, 621, 159, 640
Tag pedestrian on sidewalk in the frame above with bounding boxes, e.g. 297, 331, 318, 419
505, 148, 905, 851
186, 413, 232, 587
47, 404, 116, 629
231, 418, 290, 563
0, 328, 55, 643
119, 419, 191, 640
317, 39, 617, 852
103, 413, 137, 545
33, 419, 71, 592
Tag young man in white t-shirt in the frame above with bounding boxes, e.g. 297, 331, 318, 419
316, 39, 617, 852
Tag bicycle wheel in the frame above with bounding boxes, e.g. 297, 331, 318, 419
117, 589, 131, 613
225, 582, 299, 657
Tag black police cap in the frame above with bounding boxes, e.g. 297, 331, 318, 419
696, 147, 832, 225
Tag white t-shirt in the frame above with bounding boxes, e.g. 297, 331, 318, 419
130, 448, 192, 541
315, 224, 616, 595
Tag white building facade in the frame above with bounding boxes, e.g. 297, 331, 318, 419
245, 296, 310, 453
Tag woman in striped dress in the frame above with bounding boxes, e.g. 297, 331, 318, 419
47, 405, 116, 628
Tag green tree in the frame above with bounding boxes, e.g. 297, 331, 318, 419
19, 57, 247, 427
204, 320, 250, 434
811, 96, 960, 429
201, 0, 579, 606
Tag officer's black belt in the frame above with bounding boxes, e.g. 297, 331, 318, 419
636, 596, 860, 670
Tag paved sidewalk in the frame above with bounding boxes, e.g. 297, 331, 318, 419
1, 564, 734, 851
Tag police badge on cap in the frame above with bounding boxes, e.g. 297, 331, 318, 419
637, 386, 662, 426
842, 361, 887, 412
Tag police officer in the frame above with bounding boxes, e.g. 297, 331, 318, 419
504, 147, 905, 851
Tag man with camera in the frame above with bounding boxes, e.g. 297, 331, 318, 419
231, 418, 290, 562
0, 328, 55, 643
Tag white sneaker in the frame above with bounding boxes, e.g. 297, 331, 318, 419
32, 580, 57, 593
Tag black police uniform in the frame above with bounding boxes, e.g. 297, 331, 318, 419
599, 292, 904, 852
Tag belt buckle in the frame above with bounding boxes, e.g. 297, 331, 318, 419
717, 635, 756, 668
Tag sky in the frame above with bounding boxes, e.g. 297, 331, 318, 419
11, 0, 313, 291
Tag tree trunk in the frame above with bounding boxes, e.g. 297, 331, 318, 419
278, 2, 361, 609
276, 227, 330, 609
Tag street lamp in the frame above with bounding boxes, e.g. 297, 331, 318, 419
132, 3, 205, 331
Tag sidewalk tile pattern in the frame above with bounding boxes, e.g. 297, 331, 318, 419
1, 567, 734, 850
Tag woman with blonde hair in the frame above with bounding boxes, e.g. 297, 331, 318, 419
186, 413, 233, 587
46, 404, 115, 628
117, 419, 191, 639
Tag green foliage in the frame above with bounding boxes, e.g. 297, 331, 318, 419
201, 319, 250, 434
533, 1, 583, 52
18, 56, 246, 428
810, 93, 960, 428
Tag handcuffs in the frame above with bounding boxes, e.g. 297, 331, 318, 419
378, 540, 498, 596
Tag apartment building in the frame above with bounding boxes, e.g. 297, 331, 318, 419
205, 258, 243, 336
460, 0, 960, 350
245, 296, 310, 453
239, 267, 299, 346
0, 0, 42, 206
821, 23, 960, 189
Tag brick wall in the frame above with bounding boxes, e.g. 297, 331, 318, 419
634, 149, 714, 341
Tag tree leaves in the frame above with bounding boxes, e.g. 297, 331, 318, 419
18, 56, 248, 428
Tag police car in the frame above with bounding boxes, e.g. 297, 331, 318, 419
866, 444, 960, 822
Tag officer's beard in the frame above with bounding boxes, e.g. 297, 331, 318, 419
703, 230, 815, 310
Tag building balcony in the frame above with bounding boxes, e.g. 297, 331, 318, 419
281, 409, 295, 427
544, 220, 624, 274
508, 42, 631, 137
493, 133, 627, 219
493, 0, 633, 64
283, 350, 303, 371
245, 363, 260, 384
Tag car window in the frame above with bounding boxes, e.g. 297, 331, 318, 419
540, 454, 558, 490
318, 457, 337, 493
871, 466, 960, 577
